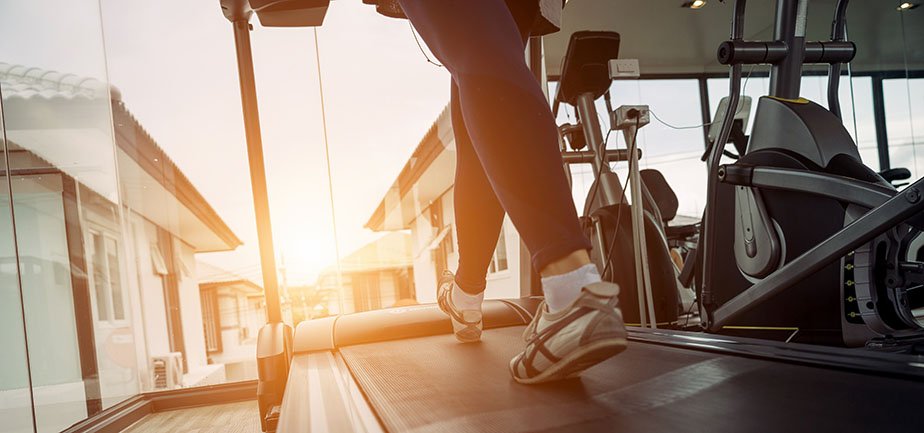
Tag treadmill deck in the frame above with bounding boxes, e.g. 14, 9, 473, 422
340, 325, 924, 432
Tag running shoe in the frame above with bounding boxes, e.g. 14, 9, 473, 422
437, 270, 484, 343
510, 281, 627, 384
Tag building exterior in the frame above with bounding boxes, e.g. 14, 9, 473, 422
0, 63, 241, 432
316, 232, 417, 314
197, 262, 268, 382
365, 107, 529, 304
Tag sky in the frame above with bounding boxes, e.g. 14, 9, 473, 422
95, 0, 450, 284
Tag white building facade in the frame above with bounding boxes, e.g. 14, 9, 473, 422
366, 107, 532, 304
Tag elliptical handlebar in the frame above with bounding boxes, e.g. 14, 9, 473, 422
828, 0, 850, 119
717, 40, 855, 66
701, 0, 749, 321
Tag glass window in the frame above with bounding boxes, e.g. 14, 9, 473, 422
489, 226, 509, 274
552, 79, 709, 217
708, 75, 880, 170
90, 232, 127, 323
1, 0, 145, 425
884, 78, 924, 179
107, 237, 125, 320
91, 233, 112, 321
0, 161, 35, 433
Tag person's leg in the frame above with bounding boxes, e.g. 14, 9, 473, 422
439, 4, 544, 340
437, 4, 543, 342
399, 0, 626, 383
434, 81, 501, 343
451, 80, 506, 296
398, 0, 591, 278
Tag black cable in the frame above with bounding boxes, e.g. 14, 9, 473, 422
681, 293, 699, 329
409, 21, 443, 68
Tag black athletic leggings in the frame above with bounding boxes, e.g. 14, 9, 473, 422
398, 0, 591, 293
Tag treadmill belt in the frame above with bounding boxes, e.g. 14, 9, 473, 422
340, 326, 924, 432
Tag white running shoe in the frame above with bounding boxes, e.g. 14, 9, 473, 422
437, 270, 484, 343
510, 281, 627, 384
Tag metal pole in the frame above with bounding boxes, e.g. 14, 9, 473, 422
576, 92, 624, 207
232, 19, 283, 324
769, 0, 808, 99
624, 124, 655, 328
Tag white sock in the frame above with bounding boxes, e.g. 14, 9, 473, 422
542, 264, 602, 313
452, 283, 485, 311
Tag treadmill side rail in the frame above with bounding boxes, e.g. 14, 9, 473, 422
278, 352, 385, 433
293, 315, 337, 353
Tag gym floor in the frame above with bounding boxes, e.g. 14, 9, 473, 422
123, 400, 261, 433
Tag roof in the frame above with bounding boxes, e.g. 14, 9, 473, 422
197, 261, 263, 294
0, 63, 242, 252
111, 102, 243, 251
364, 105, 454, 231
0, 63, 121, 102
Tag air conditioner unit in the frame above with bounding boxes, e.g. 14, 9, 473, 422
151, 352, 184, 390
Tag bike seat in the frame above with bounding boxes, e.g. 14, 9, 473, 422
640, 169, 679, 224
557, 31, 620, 106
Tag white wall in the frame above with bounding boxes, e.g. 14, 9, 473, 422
134, 219, 171, 359
484, 218, 521, 300
408, 191, 524, 303
177, 241, 208, 372
411, 211, 438, 304
124, 213, 150, 391
379, 273, 397, 308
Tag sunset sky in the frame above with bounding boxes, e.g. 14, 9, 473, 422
98, 0, 450, 284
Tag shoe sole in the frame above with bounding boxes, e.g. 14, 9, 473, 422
455, 326, 482, 343
512, 337, 628, 385
445, 308, 483, 343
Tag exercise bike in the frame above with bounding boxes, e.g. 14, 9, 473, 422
697, 0, 924, 347
552, 31, 698, 328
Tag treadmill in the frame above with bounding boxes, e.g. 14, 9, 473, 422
218, 1, 924, 432
279, 299, 924, 432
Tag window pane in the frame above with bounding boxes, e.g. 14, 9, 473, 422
2, 0, 142, 422
495, 227, 508, 272
707, 75, 879, 171
0, 178, 35, 432
884, 78, 924, 179
92, 233, 111, 321
553, 79, 709, 217
106, 237, 125, 321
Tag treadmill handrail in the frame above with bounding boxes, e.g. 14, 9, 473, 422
719, 165, 895, 210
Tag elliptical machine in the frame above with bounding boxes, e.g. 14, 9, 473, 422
700, 0, 924, 347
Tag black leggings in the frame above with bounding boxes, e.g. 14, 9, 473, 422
398, 0, 591, 293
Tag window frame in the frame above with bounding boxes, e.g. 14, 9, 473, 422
487, 223, 509, 277
87, 227, 130, 327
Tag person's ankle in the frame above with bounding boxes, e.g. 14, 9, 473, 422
451, 280, 485, 311
540, 250, 592, 277
541, 263, 601, 312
